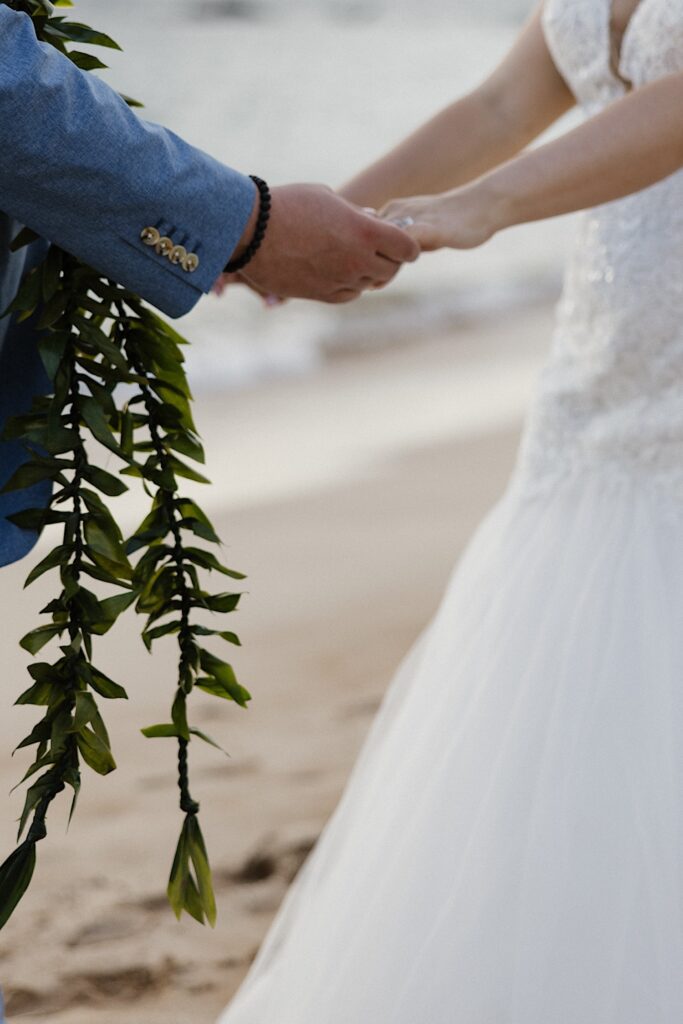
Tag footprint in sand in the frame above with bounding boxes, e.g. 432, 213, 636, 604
5, 960, 178, 1016
225, 834, 318, 888
67, 913, 146, 947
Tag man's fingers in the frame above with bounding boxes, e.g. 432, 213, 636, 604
327, 287, 362, 304
365, 255, 401, 285
239, 269, 274, 298
369, 219, 421, 264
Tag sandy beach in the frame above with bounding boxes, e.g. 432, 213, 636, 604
0, 299, 554, 1023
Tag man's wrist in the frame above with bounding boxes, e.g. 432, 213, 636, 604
224, 176, 272, 274
229, 185, 261, 263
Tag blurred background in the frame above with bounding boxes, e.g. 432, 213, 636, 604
1, 1, 577, 1021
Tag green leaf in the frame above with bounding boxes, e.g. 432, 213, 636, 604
14, 718, 52, 752
17, 774, 54, 839
37, 292, 69, 330
45, 21, 122, 49
82, 465, 128, 497
86, 547, 133, 583
80, 396, 120, 453
188, 727, 229, 756
19, 624, 62, 655
191, 625, 241, 646
167, 819, 197, 922
79, 561, 123, 586
46, 424, 79, 455
38, 332, 69, 380
1, 460, 59, 495
51, 709, 72, 761
27, 662, 62, 682
197, 652, 251, 708
72, 691, 99, 732
167, 815, 216, 926
23, 545, 68, 588
0, 840, 37, 930
67, 50, 109, 71
15, 678, 54, 706
202, 593, 242, 614
182, 547, 244, 578
87, 668, 128, 701
167, 456, 210, 485
165, 432, 205, 464
126, 504, 169, 554
79, 486, 112, 516
74, 315, 128, 371
141, 723, 180, 739
175, 499, 219, 538
119, 92, 144, 108
120, 408, 134, 458
141, 618, 181, 652
84, 516, 127, 564
76, 727, 116, 775
82, 377, 117, 418
135, 563, 176, 614
97, 589, 137, 621
13, 752, 56, 790
171, 690, 190, 740
89, 708, 111, 748
8, 508, 49, 531
186, 815, 216, 927
9, 266, 42, 317
146, 311, 189, 349
196, 676, 252, 708
69, 586, 105, 629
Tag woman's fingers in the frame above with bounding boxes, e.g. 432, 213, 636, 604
404, 220, 442, 252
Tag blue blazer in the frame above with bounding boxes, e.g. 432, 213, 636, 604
0, 6, 256, 567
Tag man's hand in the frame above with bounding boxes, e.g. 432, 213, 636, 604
215, 183, 420, 304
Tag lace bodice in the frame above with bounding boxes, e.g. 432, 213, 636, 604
513, 0, 683, 506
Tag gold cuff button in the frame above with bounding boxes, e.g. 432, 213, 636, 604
169, 244, 187, 266
182, 252, 200, 273
140, 226, 160, 246
155, 236, 174, 257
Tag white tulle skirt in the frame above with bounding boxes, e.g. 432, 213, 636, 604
217, 468, 683, 1023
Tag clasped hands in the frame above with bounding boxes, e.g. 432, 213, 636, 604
213, 182, 497, 306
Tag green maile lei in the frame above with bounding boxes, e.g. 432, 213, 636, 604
0, 0, 251, 930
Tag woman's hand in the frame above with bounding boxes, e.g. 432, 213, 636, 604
379, 183, 502, 252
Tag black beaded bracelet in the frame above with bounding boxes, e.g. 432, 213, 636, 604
224, 175, 272, 274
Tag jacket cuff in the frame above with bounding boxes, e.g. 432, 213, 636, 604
118, 143, 258, 302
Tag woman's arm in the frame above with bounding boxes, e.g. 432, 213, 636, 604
380, 69, 683, 251
340, 5, 574, 210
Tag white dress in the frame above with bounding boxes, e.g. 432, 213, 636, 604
218, 2, 683, 1020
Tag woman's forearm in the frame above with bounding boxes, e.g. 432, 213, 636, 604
488, 70, 683, 231
381, 69, 683, 253
340, 7, 573, 210
340, 90, 534, 210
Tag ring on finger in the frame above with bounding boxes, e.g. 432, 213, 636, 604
390, 216, 415, 229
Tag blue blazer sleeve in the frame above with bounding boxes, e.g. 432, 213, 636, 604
0, 6, 257, 318
0, 7, 258, 568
